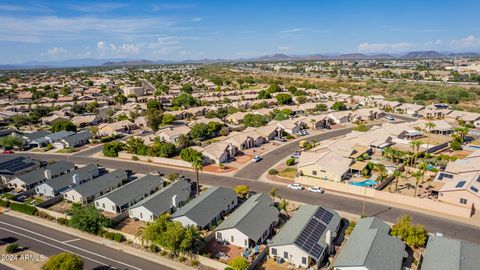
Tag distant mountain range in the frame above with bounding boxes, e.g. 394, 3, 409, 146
1, 50, 479, 70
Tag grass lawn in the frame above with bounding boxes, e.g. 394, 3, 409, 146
56, 148, 76, 153
278, 168, 297, 179
23, 197, 44, 205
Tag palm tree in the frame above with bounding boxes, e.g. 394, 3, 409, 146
392, 170, 403, 192
418, 161, 429, 185
134, 225, 145, 246
177, 134, 191, 149
191, 158, 203, 196
425, 121, 436, 150
453, 127, 469, 142
409, 140, 422, 167
412, 170, 424, 198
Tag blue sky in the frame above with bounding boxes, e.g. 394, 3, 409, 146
1, 0, 479, 63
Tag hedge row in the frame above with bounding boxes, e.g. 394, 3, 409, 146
0, 199, 9, 207
9, 202, 37, 215
99, 230, 125, 242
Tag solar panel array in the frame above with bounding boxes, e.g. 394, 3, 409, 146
294, 207, 334, 260
0, 157, 36, 173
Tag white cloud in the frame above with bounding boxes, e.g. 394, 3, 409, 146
151, 3, 196, 11
358, 42, 414, 52
40, 47, 72, 60
65, 2, 128, 13
279, 28, 328, 34
108, 43, 141, 55
97, 41, 106, 50
191, 17, 203, 22
450, 35, 480, 48
278, 46, 291, 52
148, 36, 181, 48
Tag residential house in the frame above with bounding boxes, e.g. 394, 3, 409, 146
226, 112, 248, 125
41, 115, 69, 125
53, 131, 92, 149
22, 131, 51, 145
351, 108, 385, 123
333, 217, 407, 270
98, 120, 136, 136
94, 175, 164, 214
421, 236, 480, 270
296, 149, 353, 182
63, 169, 128, 204
225, 132, 254, 150
437, 171, 479, 212
446, 110, 480, 127
419, 103, 452, 119
195, 141, 237, 164
396, 103, 424, 115
327, 111, 352, 124
268, 205, 341, 268
45, 131, 76, 144
128, 179, 192, 222
0, 155, 41, 184
276, 118, 307, 135
172, 186, 237, 229
156, 126, 191, 144
35, 164, 100, 197
71, 115, 101, 127
8, 161, 75, 191
215, 193, 279, 248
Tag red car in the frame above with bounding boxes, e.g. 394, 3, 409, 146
3, 150, 14, 154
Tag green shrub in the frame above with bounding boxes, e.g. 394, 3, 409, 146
0, 199, 10, 207
149, 244, 160, 253
36, 211, 55, 221
113, 233, 125, 242
160, 250, 168, 256
178, 256, 186, 262
6, 244, 19, 254
286, 157, 296, 166
57, 217, 68, 225
10, 202, 37, 215
268, 169, 278, 175
3, 193, 17, 200
451, 140, 462, 150
190, 259, 199, 266
132, 155, 139, 161
104, 232, 115, 240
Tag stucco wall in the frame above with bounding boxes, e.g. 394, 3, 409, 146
117, 152, 191, 168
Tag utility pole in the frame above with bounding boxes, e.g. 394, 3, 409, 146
362, 186, 367, 217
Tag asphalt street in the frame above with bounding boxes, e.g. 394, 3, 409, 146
0, 215, 174, 270
20, 153, 480, 244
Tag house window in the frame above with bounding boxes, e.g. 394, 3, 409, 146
140, 213, 143, 219
312, 170, 317, 176
302, 257, 307, 265
460, 198, 468, 205
245, 239, 248, 246
217, 232, 222, 239
271, 248, 277, 255
283, 251, 288, 259
102, 203, 105, 208
95, 202, 99, 206
231, 236, 234, 242
112, 206, 115, 211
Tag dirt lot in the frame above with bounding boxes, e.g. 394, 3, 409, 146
114, 218, 145, 235
48, 200, 73, 214
0, 243, 47, 270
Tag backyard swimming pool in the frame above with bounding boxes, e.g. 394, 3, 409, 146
349, 179, 378, 187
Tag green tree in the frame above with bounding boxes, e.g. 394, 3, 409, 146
267, 83, 281, 93
176, 134, 191, 149
287, 86, 297, 94
146, 109, 163, 132
162, 113, 175, 125
172, 92, 198, 107
243, 113, 269, 127
229, 256, 249, 270
189, 123, 210, 139
234, 185, 249, 198
0, 136, 24, 148
68, 205, 112, 234
125, 137, 148, 155
114, 94, 128, 105
51, 120, 77, 132
42, 253, 83, 270
315, 103, 328, 112
390, 215, 428, 248
270, 188, 278, 201
353, 123, 369, 132
148, 142, 176, 158
257, 90, 271, 99
103, 141, 125, 157
411, 170, 424, 198
331, 101, 346, 111
278, 199, 290, 217
275, 93, 293, 105
180, 147, 203, 163
181, 83, 194, 94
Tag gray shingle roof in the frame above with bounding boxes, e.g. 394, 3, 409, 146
43, 164, 98, 192
269, 205, 341, 260
422, 236, 480, 270
23, 130, 51, 141
333, 217, 407, 270
129, 179, 191, 216
45, 130, 75, 141
15, 161, 75, 185
70, 169, 127, 198
97, 175, 164, 207
172, 186, 237, 228
216, 193, 278, 242
63, 131, 92, 146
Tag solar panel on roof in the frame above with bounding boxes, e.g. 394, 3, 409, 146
321, 211, 333, 224
477, 176, 480, 183
310, 245, 324, 259
456, 181, 466, 188
471, 186, 479, 193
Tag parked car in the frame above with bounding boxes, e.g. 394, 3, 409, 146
290, 151, 301, 158
307, 186, 324, 193
412, 113, 422, 118
287, 183, 304, 190
2, 150, 14, 154
385, 115, 395, 121
273, 136, 286, 142
252, 155, 263, 163
152, 170, 164, 176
